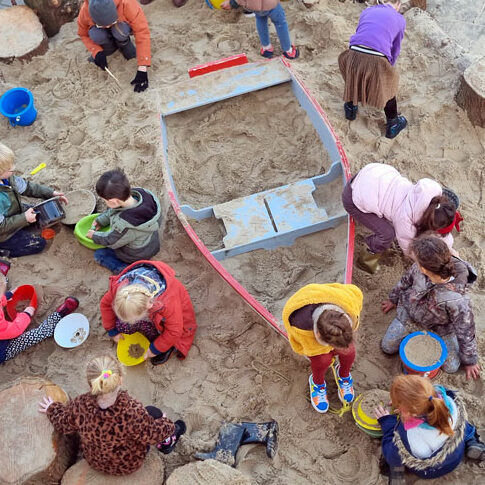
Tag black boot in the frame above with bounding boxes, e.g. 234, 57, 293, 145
465, 431, 485, 461
385, 115, 407, 139
344, 102, 358, 121
388, 466, 406, 485
194, 423, 245, 466
240, 421, 279, 458
150, 346, 176, 366
118, 39, 136, 60
157, 420, 186, 455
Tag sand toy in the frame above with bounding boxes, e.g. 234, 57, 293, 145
6, 285, 38, 320
195, 421, 279, 467
399, 331, 447, 379
62, 189, 97, 225
159, 57, 354, 338
352, 389, 390, 438
117, 332, 150, 366
33, 197, 65, 228
0, 87, 37, 127
54, 313, 90, 348
74, 213, 110, 250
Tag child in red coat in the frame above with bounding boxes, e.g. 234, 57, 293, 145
100, 260, 197, 365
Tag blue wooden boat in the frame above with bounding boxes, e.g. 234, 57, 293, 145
159, 56, 354, 337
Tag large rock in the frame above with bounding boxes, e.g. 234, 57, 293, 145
166, 460, 251, 485
61, 452, 165, 485
0, 6, 48, 64
456, 58, 485, 127
0, 377, 77, 485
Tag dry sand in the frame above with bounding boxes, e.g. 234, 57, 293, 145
0, 1, 484, 484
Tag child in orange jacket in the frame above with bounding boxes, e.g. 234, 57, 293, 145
100, 260, 197, 365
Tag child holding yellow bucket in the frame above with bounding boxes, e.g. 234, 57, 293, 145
282, 283, 363, 413
375, 375, 485, 481
381, 234, 480, 380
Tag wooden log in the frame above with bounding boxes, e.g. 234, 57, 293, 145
0, 377, 77, 485
456, 58, 485, 128
410, 0, 426, 9
166, 460, 251, 485
61, 452, 165, 485
0, 6, 48, 64
24, 0, 82, 38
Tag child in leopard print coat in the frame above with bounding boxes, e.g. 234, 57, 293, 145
39, 355, 186, 476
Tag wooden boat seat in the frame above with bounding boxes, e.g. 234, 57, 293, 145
213, 179, 328, 250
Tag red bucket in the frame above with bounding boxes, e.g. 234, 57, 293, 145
6, 285, 38, 320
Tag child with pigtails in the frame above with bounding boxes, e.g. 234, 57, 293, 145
39, 355, 186, 476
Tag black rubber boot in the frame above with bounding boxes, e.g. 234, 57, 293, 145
344, 102, 358, 121
385, 115, 407, 139
194, 423, 245, 466
240, 421, 279, 458
118, 39, 136, 60
158, 420, 186, 455
150, 346, 176, 366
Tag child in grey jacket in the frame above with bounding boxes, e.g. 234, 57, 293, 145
381, 234, 479, 380
87, 168, 162, 274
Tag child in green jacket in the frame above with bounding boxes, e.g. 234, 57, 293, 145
87, 168, 162, 274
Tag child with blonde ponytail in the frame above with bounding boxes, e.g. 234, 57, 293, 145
39, 355, 186, 476
100, 260, 197, 365
375, 375, 485, 481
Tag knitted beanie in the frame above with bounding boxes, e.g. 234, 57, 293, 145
89, 0, 118, 27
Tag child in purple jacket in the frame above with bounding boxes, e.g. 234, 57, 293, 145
338, 1, 407, 138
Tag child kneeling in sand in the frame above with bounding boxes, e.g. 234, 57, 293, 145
39, 355, 186, 476
282, 283, 363, 413
0, 274, 78, 362
86, 168, 162, 274
381, 234, 480, 380
100, 260, 197, 365
0, 143, 67, 258
221, 0, 299, 59
375, 375, 485, 481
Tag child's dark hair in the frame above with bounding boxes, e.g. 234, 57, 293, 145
96, 168, 131, 201
410, 234, 454, 279
415, 196, 455, 236
316, 310, 353, 349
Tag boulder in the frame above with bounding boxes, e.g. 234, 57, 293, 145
0, 377, 77, 485
0, 6, 48, 64
61, 452, 165, 485
456, 58, 485, 128
166, 459, 251, 485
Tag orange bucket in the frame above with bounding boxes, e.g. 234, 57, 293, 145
6, 285, 38, 320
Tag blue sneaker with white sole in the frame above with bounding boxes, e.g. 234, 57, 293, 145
309, 375, 329, 413
335, 364, 355, 404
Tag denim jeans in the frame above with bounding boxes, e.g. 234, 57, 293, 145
94, 248, 129, 274
381, 318, 461, 374
0, 228, 46, 258
89, 22, 132, 56
255, 4, 291, 52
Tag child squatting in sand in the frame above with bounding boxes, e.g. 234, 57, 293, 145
86, 168, 162, 274
282, 283, 363, 413
39, 355, 186, 476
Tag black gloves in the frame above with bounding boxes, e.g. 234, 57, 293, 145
131, 70, 149, 93
94, 51, 108, 71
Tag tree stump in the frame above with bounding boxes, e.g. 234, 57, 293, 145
0, 6, 48, 64
24, 0, 82, 38
0, 377, 77, 485
61, 452, 165, 485
411, 0, 426, 9
166, 460, 251, 485
456, 58, 485, 128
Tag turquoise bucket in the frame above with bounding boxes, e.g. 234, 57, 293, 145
0, 87, 37, 127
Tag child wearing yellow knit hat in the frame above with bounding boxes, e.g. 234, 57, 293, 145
282, 283, 363, 413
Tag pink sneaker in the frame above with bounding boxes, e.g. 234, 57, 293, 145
283, 45, 299, 60
260, 47, 274, 59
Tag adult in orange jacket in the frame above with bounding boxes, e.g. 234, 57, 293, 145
77, 0, 151, 92
100, 260, 197, 365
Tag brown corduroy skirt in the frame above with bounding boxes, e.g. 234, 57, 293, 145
338, 49, 399, 109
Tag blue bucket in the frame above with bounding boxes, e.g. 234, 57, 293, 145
0, 88, 37, 127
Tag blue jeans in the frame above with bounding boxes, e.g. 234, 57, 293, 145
255, 4, 291, 52
89, 22, 133, 56
0, 228, 46, 258
94, 248, 129, 274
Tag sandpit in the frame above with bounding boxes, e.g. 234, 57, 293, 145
404, 334, 442, 367
0, 2, 484, 484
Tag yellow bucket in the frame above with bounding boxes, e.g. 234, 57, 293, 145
352, 393, 387, 438
117, 332, 150, 366
207, 0, 225, 8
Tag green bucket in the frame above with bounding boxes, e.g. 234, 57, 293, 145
74, 213, 110, 250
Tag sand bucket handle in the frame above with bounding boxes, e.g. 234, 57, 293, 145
9, 115, 21, 127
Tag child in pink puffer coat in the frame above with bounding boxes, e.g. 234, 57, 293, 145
342, 163, 460, 273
